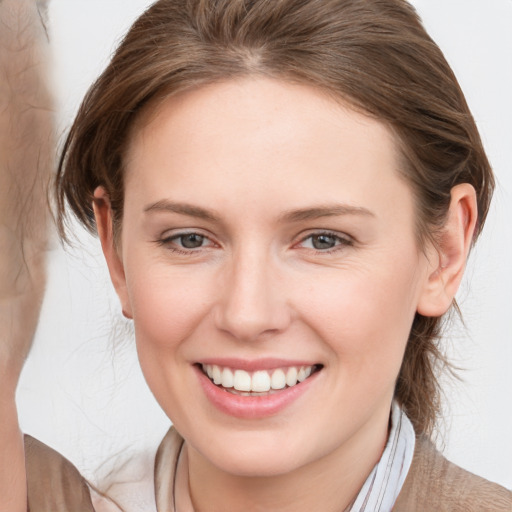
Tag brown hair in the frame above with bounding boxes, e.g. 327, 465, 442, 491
55, 0, 494, 436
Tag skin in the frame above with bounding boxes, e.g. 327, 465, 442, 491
0, 1, 52, 511
95, 78, 477, 511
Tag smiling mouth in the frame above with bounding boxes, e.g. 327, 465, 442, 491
199, 363, 323, 396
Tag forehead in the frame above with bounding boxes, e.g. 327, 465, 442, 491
123, 78, 412, 226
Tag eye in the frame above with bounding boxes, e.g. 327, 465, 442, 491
176, 233, 207, 249
157, 231, 215, 253
298, 232, 352, 252
309, 234, 338, 250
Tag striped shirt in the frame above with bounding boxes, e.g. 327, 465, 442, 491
349, 401, 416, 512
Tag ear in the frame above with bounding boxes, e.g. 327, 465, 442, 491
93, 186, 133, 319
417, 183, 478, 317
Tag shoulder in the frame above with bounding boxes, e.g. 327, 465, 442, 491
24, 434, 96, 511
25, 434, 155, 512
393, 436, 512, 512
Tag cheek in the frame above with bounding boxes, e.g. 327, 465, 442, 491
297, 258, 422, 377
126, 266, 215, 362
125, 266, 220, 420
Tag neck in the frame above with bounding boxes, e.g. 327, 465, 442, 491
179, 405, 391, 512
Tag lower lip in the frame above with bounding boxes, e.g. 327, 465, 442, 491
195, 366, 320, 419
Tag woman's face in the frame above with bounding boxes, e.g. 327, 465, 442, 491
113, 78, 436, 476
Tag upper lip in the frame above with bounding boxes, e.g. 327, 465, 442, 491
196, 358, 321, 372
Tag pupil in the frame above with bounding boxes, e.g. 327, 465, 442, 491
181, 234, 204, 249
312, 234, 336, 250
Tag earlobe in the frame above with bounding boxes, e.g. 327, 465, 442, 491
417, 183, 478, 317
93, 186, 133, 319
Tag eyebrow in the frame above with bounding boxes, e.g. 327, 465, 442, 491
144, 200, 220, 221
279, 204, 375, 222
144, 200, 374, 223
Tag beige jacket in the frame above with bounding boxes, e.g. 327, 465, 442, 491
393, 436, 512, 511
25, 431, 512, 511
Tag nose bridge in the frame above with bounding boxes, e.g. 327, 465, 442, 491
215, 242, 289, 341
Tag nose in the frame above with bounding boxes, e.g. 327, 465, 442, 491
214, 247, 291, 342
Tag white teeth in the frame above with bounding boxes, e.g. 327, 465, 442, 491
271, 369, 286, 390
285, 367, 298, 387
252, 371, 271, 392
221, 368, 234, 388
212, 365, 222, 385
233, 369, 252, 392
202, 364, 318, 392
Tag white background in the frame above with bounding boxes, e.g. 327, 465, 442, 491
17, 0, 512, 490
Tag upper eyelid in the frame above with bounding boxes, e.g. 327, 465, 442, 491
295, 230, 353, 244
160, 228, 215, 241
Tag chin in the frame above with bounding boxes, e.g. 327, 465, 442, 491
213, 447, 306, 478
189, 426, 321, 478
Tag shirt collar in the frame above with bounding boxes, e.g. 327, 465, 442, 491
348, 401, 416, 512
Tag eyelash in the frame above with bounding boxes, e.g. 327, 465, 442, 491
156, 230, 353, 256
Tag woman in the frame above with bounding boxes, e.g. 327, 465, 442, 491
2, 0, 511, 510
